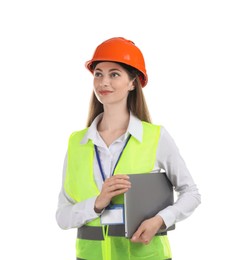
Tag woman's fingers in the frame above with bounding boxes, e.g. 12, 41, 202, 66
131, 216, 165, 245
94, 175, 131, 211
105, 175, 131, 190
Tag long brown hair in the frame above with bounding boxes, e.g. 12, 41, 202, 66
86, 62, 152, 127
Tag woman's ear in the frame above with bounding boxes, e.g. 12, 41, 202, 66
130, 86, 135, 91
129, 82, 135, 91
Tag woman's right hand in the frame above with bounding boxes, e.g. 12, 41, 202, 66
94, 175, 131, 213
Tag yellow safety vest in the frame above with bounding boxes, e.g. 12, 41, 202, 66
65, 121, 172, 260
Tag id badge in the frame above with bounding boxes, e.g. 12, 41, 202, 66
101, 204, 124, 225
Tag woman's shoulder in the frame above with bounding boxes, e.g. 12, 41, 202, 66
141, 121, 164, 130
69, 127, 88, 140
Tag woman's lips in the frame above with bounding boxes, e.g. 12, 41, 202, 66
99, 90, 113, 95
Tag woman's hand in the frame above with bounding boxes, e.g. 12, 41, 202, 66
131, 215, 165, 245
94, 175, 131, 213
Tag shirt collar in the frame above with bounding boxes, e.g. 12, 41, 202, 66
127, 112, 143, 142
80, 112, 143, 145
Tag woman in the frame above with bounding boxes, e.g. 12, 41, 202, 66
56, 37, 201, 260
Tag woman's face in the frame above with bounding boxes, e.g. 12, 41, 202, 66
93, 62, 134, 107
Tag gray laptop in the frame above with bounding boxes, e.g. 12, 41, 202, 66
124, 171, 175, 238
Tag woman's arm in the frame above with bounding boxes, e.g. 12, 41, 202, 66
131, 126, 201, 244
156, 127, 201, 228
55, 153, 101, 229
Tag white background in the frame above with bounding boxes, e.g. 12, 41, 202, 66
0, 0, 231, 259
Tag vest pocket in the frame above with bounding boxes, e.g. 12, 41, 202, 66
129, 236, 171, 259
76, 239, 103, 259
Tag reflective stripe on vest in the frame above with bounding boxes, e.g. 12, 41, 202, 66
77, 225, 167, 240
65, 122, 172, 260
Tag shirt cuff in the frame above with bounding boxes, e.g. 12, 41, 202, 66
157, 206, 177, 229
87, 197, 105, 217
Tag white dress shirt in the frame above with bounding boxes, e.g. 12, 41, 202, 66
56, 113, 201, 230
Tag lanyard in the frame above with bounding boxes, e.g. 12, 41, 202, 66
94, 134, 131, 182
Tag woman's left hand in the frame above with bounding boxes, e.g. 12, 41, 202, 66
130, 215, 165, 245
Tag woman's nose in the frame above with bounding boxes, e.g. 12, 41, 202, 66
100, 76, 110, 87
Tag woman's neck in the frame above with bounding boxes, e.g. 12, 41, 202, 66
99, 108, 129, 131
97, 107, 130, 146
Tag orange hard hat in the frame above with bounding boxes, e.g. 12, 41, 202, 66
85, 37, 148, 87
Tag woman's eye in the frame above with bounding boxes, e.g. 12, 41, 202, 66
111, 72, 120, 78
94, 72, 102, 77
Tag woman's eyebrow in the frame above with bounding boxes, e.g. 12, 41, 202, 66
95, 68, 122, 72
